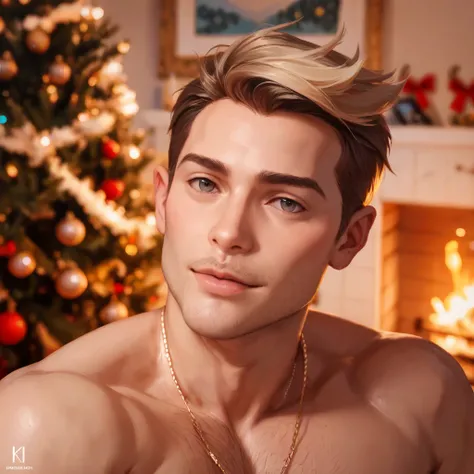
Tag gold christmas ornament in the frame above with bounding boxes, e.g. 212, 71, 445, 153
26, 27, 51, 54
55, 267, 88, 299
49, 56, 72, 85
8, 251, 36, 278
55, 213, 86, 246
5, 162, 18, 178
100, 297, 129, 324
0, 52, 18, 81
125, 243, 138, 256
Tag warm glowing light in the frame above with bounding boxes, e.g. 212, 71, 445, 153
117, 41, 130, 54
146, 213, 156, 226
46, 85, 57, 94
128, 145, 140, 160
78, 112, 89, 122
429, 238, 474, 336
5, 163, 18, 178
125, 244, 138, 256
130, 189, 140, 199
80, 6, 91, 17
102, 61, 123, 77
91, 7, 104, 20
112, 84, 127, 95
456, 228, 466, 237
40, 135, 51, 147
121, 102, 139, 117
315, 6, 325, 16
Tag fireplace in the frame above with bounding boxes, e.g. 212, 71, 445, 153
380, 203, 474, 382
315, 125, 474, 383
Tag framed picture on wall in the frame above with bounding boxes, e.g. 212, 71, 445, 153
158, 0, 384, 78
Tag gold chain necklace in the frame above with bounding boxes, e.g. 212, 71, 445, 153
160, 309, 308, 474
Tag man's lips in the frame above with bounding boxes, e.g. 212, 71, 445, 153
191, 268, 258, 287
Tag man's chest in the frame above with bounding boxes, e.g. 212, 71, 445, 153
128, 394, 434, 474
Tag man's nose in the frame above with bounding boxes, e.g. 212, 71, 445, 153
208, 196, 256, 256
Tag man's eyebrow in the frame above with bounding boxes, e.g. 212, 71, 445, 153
178, 153, 326, 199
257, 171, 326, 199
178, 153, 229, 175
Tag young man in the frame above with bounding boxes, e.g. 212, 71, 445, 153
1, 25, 473, 474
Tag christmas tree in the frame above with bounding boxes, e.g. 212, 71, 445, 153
0, 0, 165, 379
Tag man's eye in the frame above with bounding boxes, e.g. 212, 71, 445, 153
189, 178, 217, 193
273, 198, 305, 213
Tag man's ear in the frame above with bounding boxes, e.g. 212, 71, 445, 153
154, 166, 169, 235
329, 206, 376, 270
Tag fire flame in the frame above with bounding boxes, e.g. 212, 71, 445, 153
430, 239, 474, 328
429, 237, 474, 357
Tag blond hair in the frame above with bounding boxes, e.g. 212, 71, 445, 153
168, 23, 406, 233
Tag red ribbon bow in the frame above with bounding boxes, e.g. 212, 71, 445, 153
449, 78, 474, 114
403, 74, 436, 109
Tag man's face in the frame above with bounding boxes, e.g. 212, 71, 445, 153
155, 99, 371, 339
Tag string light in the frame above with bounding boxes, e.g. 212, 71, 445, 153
78, 112, 89, 122
40, 135, 51, 147
128, 145, 140, 160
91, 7, 104, 20
146, 213, 156, 226
121, 103, 139, 116
117, 41, 130, 54
130, 189, 140, 199
102, 61, 123, 79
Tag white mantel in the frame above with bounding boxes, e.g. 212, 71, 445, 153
136, 111, 474, 329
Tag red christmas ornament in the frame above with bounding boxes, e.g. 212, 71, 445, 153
0, 240, 16, 257
100, 179, 125, 200
113, 282, 125, 294
102, 138, 120, 159
0, 309, 27, 345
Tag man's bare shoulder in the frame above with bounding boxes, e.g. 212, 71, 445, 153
350, 331, 474, 472
0, 371, 137, 473
307, 311, 474, 471
306, 310, 472, 425
2, 310, 161, 388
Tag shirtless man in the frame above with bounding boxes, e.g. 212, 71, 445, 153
1, 25, 473, 474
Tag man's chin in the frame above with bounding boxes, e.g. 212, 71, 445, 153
181, 306, 251, 341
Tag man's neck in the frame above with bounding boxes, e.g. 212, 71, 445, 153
160, 300, 308, 429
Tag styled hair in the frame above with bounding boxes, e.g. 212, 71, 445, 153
168, 23, 406, 234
